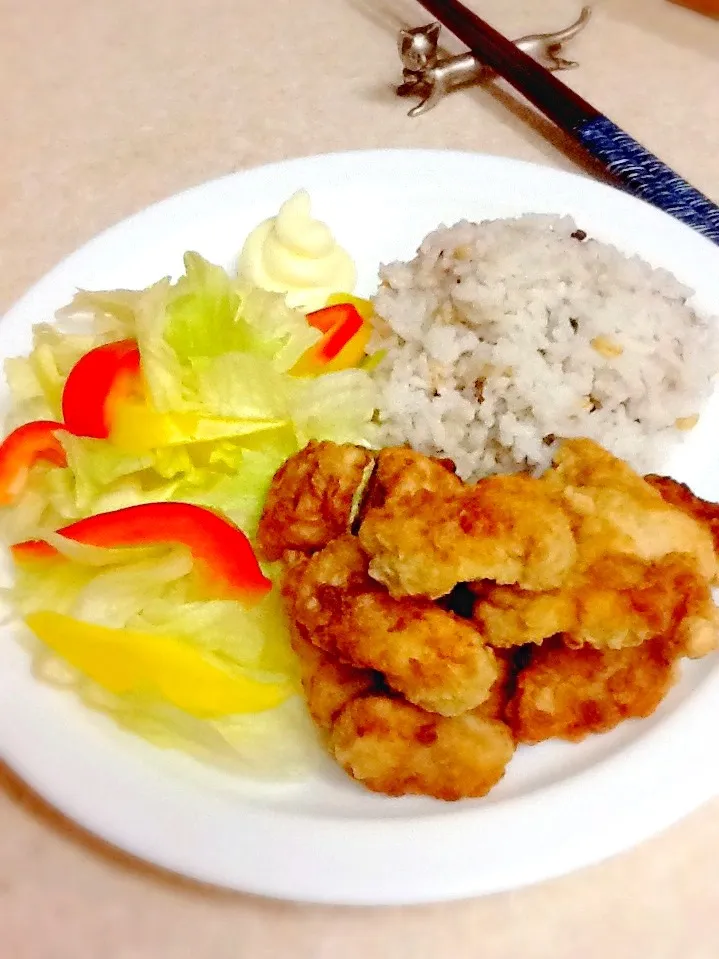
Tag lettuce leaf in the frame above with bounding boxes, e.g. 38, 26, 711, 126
164, 255, 320, 371
289, 368, 379, 446
56, 288, 143, 340
71, 549, 194, 626
190, 352, 289, 420
3, 324, 101, 427
1, 244, 375, 778
164, 252, 249, 357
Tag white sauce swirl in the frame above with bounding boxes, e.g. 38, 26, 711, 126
238, 190, 356, 311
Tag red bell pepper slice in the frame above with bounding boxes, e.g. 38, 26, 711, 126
306, 303, 364, 364
0, 421, 67, 506
61, 339, 141, 439
12, 502, 272, 604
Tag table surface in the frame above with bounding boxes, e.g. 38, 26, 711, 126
3, 0, 719, 955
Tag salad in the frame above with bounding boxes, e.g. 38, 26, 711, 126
0, 193, 378, 775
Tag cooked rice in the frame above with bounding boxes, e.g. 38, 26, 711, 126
369, 215, 719, 480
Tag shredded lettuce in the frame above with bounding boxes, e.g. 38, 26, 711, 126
12, 560, 96, 618
290, 368, 380, 446
163, 253, 249, 357
191, 352, 289, 421
3, 246, 378, 776
71, 550, 194, 624
164, 255, 320, 371
4, 325, 101, 426
56, 288, 143, 339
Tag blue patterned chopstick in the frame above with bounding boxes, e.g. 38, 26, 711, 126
417, 0, 719, 245
576, 116, 719, 240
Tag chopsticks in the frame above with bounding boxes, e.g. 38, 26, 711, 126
416, 0, 719, 246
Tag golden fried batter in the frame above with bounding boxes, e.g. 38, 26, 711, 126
646, 474, 719, 558
331, 696, 514, 800
473, 584, 574, 648
289, 625, 380, 731
507, 637, 679, 743
359, 473, 577, 599
284, 535, 498, 716
291, 630, 515, 801
257, 440, 374, 560
471, 647, 519, 722
474, 552, 719, 657
544, 439, 717, 582
361, 445, 462, 511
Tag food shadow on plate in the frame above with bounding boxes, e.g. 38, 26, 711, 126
485, 657, 716, 802
275, 649, 719, 817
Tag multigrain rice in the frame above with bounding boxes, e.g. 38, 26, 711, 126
369, 215, 719, 480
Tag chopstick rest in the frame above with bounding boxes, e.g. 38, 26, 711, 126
397, 7, 592, 117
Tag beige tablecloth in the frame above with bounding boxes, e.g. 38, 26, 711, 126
3, 0, 719, 955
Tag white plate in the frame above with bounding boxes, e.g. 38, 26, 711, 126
2, 149, 719, 907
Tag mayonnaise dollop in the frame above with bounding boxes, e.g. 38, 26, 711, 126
237, 190, 356, 311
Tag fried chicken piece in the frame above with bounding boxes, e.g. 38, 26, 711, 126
471, 647, 519, 722
473, 552, 719, 657
359, 473, 577, 599
290, 629, 515, 800
646, 474, 719, 557
507, 637, 679, 744
257, 440, 374, 560
331, 696, 515, 800
473, 583, 574, 648
544, 439, 717, 582
283, 534, 498, 716
360, 445, 462, 513
468, 442, 718, 658
289, 625, 381, 731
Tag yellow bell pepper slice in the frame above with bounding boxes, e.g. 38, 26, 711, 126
322, 294, 374, 372
108, 397, 286, 454
292, 322, 372, 375
325, 293, 374, 321
25, 611, 292, 718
